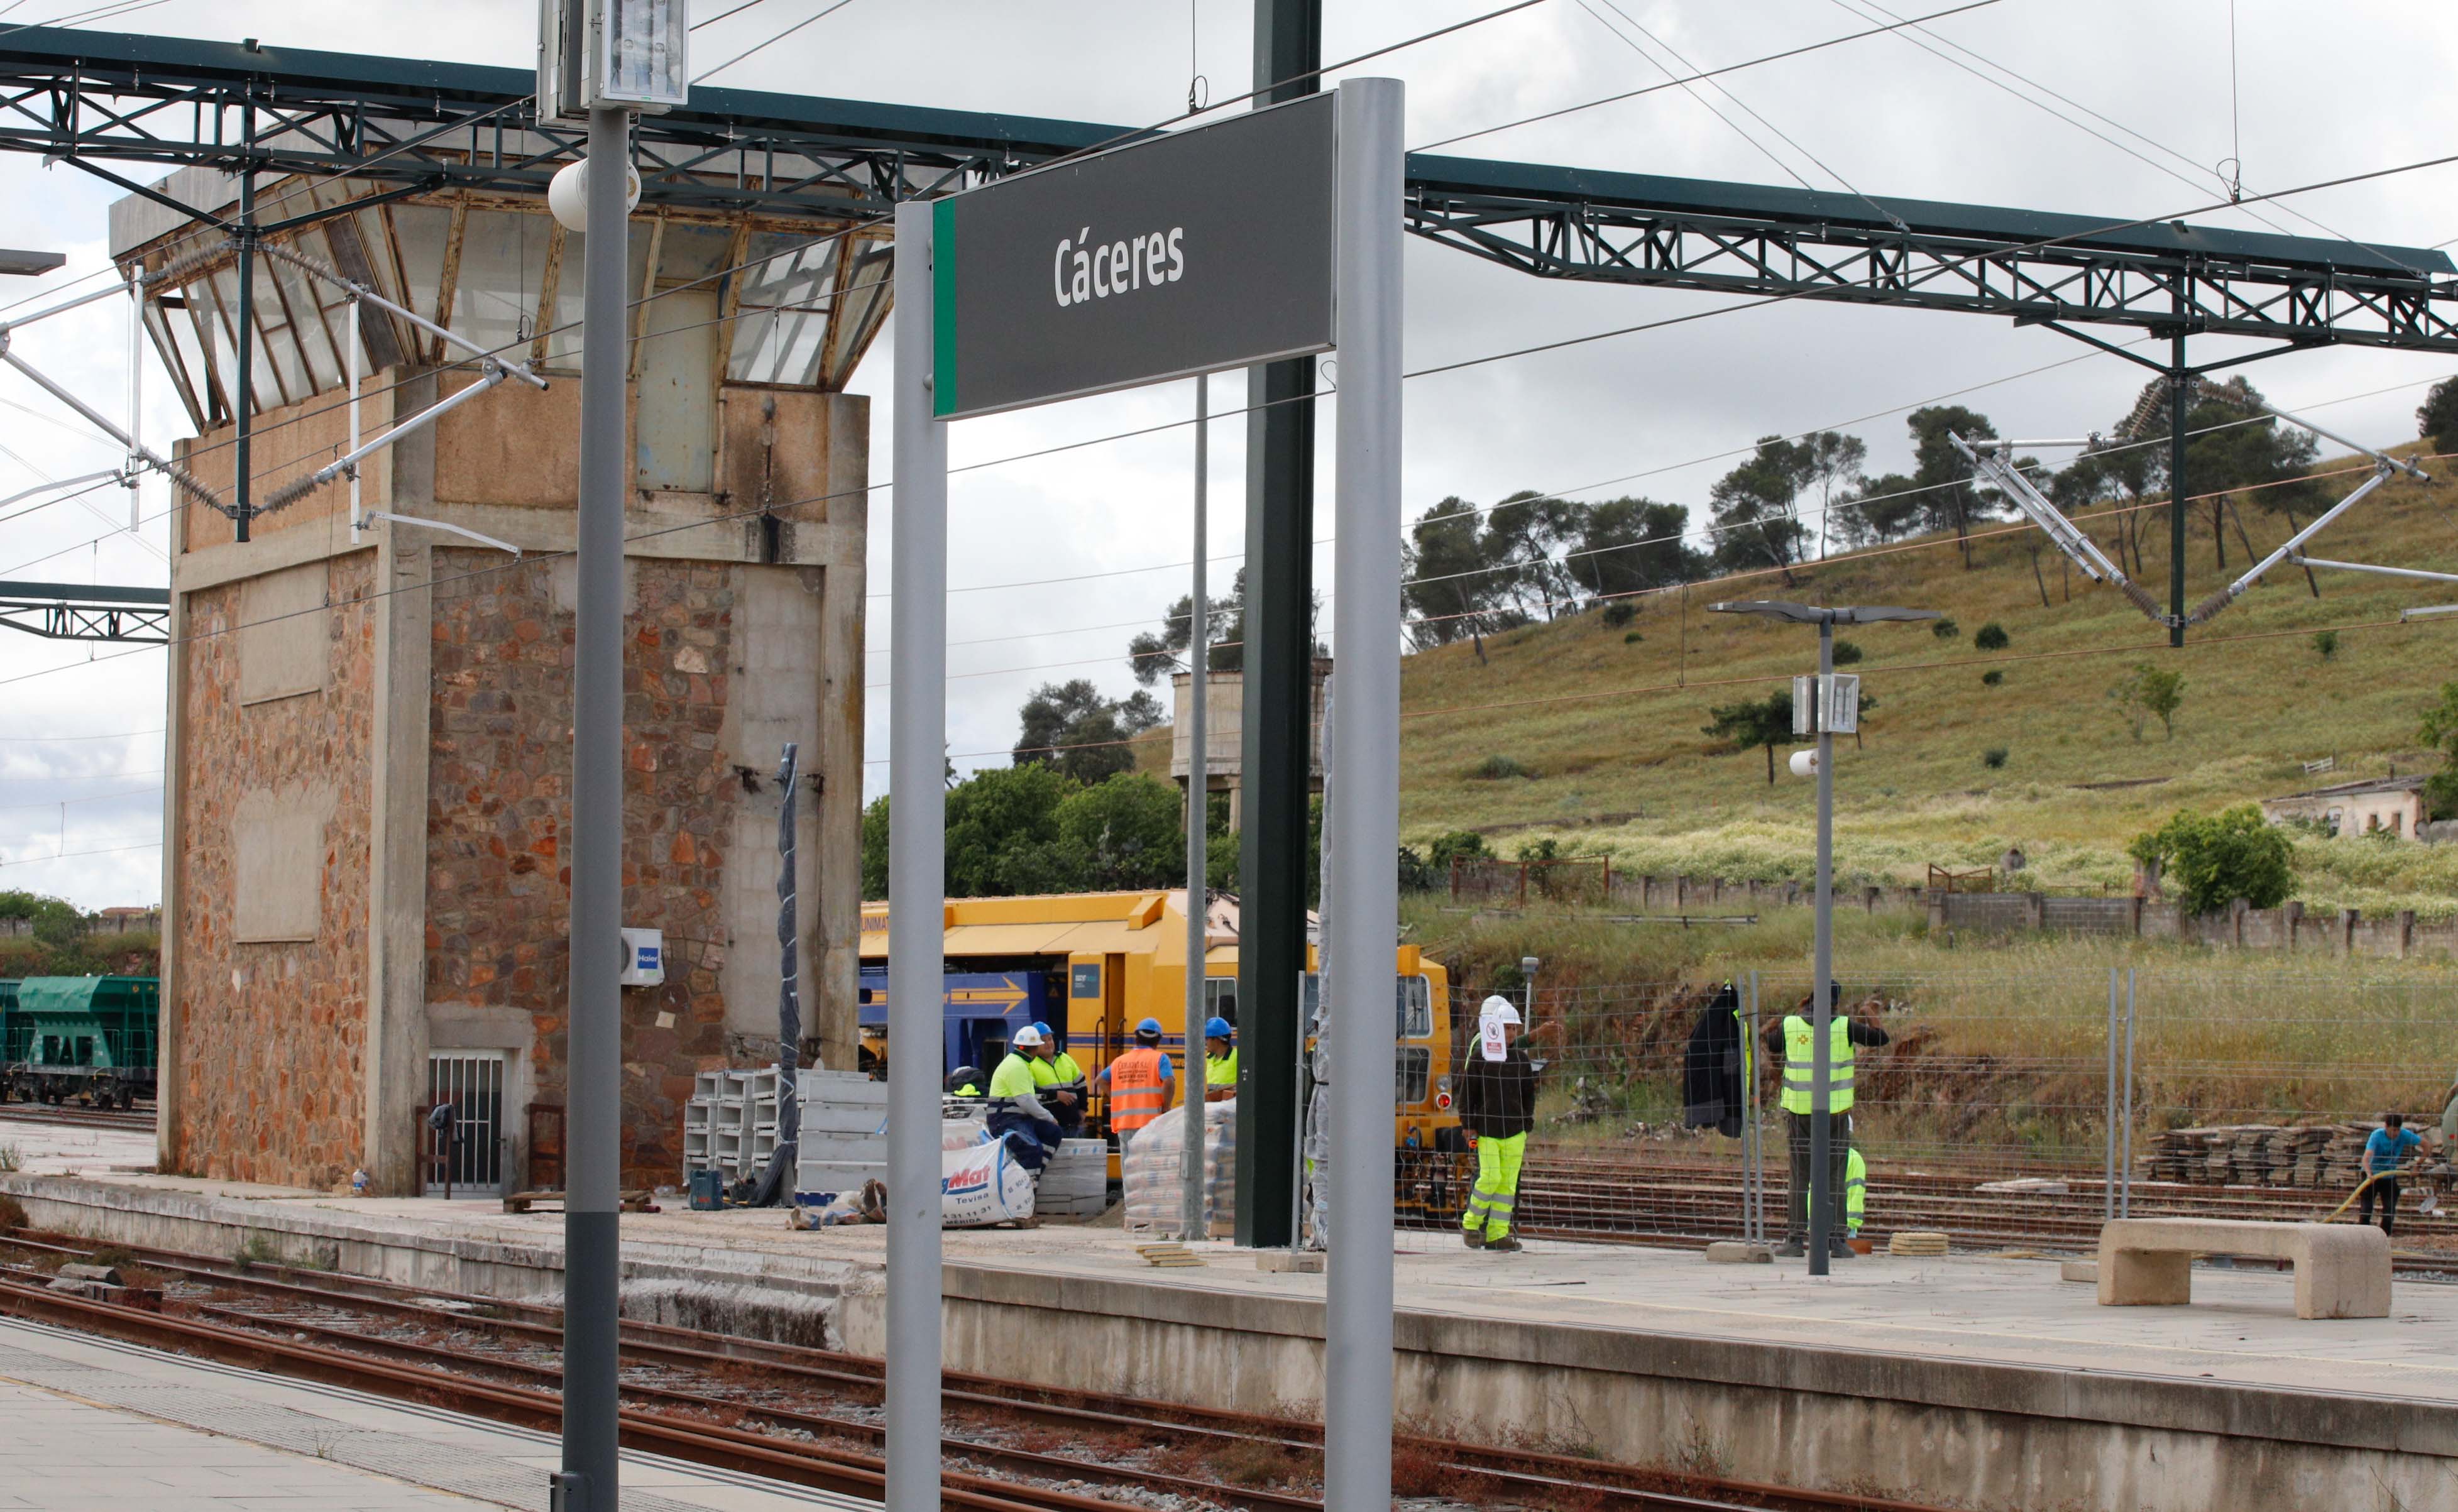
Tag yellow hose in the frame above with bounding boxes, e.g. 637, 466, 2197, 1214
2322, 1168, 2403, 1223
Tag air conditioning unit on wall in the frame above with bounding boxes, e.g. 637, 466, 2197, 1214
619, 927, 665, 986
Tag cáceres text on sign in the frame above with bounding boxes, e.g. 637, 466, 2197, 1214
1054, 226, 1185, 307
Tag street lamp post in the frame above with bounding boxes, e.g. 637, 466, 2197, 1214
1708, 601, 1935, 1278
539, 5, 687, 1508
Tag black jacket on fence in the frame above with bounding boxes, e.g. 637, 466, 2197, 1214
1681, 982, 1747, 1138
1459, 1043, 1537, 1141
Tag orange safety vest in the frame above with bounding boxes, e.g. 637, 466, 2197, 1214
1108, 1046, 1170, 1132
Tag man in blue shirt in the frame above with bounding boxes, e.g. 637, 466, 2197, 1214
2361, 1113, 2424, 1235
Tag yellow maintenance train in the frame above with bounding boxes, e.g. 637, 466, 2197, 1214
856, 890, 1463, 1154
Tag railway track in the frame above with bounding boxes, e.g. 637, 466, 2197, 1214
1481, 1151, 2458, 1271
0, 1100, 155, 1133
0, 1226, 1951, 1512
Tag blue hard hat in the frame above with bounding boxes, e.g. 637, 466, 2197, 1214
1204, 1016, 1233, 1041
1136, 1017, 1163, 1036
1030, 1021, 1053, 1038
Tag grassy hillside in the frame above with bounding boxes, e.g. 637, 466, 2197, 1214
1395, 446, 2458, 915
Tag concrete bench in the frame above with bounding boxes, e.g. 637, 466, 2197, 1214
2097, 1218, 2389, 1320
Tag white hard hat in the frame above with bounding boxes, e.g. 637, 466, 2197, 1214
1479, 995, 1522, 1026
1012, 1025, 1045, 1048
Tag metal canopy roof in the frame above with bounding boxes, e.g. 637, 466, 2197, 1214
1407, 153, 2453, 280
0, 24, 2449, 353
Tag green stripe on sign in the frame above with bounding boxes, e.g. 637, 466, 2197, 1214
932, 197, 957, 418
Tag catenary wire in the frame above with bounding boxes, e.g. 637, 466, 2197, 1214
1824, 0, 2432, 277
1413, 0, 2005, 153
693, 0, 859, 84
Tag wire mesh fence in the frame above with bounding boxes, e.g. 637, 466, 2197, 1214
1413, 967, 2458, 1257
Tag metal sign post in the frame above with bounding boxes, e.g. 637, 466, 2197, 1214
889, 79, 1403, 1510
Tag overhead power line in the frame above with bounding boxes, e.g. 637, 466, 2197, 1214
1414, 0, 2005, 153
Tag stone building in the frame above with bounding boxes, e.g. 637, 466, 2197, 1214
118, 162, 885, 1193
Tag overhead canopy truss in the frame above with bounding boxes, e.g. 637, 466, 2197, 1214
0, 578, 168, 643
1, 26, 2450, 358
1405, 157, 2458, 355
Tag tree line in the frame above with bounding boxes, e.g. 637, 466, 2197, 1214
918, 374, 2435, 902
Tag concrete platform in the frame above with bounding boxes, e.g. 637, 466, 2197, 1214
11, 1166, 2458, 1511
0, 1313, 864, 1510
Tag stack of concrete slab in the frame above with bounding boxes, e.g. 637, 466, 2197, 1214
796, 1068, 887, 1198
1038, 1139, 1111, 1217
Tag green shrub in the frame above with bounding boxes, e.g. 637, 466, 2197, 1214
2312, 630, 2340, 662
1982, 747, 2009, 769
1428, 830, 1491, 870
1601, 600, 1638, 628
2127, 805, 2295, 912
1623, 630, 1644, 645
1472, 754, 1531, 781
1981, 669, 2004, 687
1931, 618, 1960, 640
1974, 622, 2010, 651
1830, 638, 1864, 665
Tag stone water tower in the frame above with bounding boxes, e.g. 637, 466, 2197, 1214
119, 149, 886, 1193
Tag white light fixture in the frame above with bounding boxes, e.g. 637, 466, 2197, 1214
539, 0, 689, 121
547, 156, 642, 233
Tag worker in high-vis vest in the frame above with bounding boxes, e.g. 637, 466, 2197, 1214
1026, 1019, 1087, 1135
1202, 1016, 1238, 1103
985, 1026, 1062, 1172
1761, 983, 1889, 1260
1459, 996, 1538, 1253
1845, 1146, 1866, 1239
1095, 1017, 1175, 1144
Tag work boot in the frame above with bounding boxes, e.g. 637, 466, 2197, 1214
1829, 1238, 1857, 1259
1484, 1235, 1522, 1253
1775, 1237, 1806, 1258
1461, 1227, 1485, 1250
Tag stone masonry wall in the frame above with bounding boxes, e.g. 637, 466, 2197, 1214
171, 553, 376, 1188
425, 549, 740, 1186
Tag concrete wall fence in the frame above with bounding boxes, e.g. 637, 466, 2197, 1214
1461, 870, 2455, 960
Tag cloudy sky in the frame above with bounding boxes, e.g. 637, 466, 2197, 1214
1, 0, 2452, 909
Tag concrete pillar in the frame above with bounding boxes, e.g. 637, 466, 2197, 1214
2400, 909, 2417, 960
2231, 898, 2248, 948
2285, 899, 2303, 950
813, 542, 867, 1069
155, 479, 192, 1179
1927, 892, 1946, 931
363, 371, 434, 1195
2340, 909, 2359, 956
2129, 897, 2145, 937
2026, 892, 2046, 931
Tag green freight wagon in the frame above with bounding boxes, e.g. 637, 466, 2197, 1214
0, 981, 18, 1067
6, 976, 156, 1108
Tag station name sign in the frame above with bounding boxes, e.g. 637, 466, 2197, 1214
931, 92, 1337, 420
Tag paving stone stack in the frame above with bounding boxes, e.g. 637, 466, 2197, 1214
1036, 1139, 1112, 1217
2136, 1121, 2411, 1190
